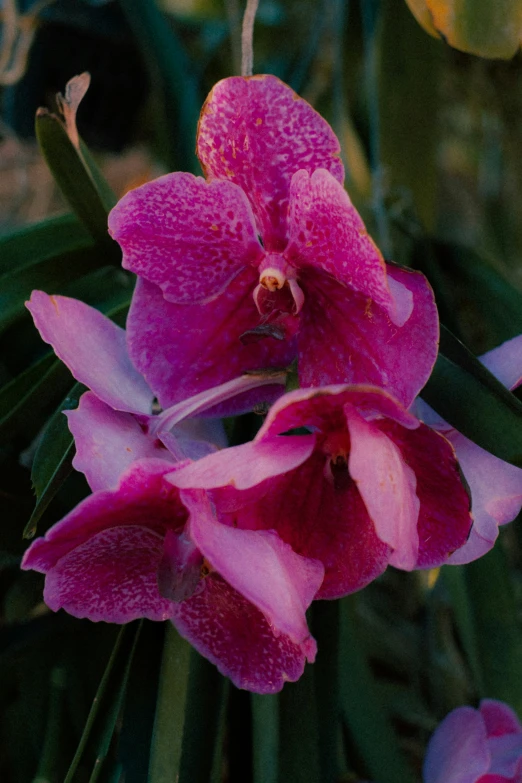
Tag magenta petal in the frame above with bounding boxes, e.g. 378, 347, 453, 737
481, 335, 522, 391
22, 458, 186, 573
234, 449, 391, 599
43, 525, 173, 622
170, 574, 316, 693
158, 529, 204, 602
346, 406, 420, 570
108, 172, 263, 303
297, 264, 438, 408
181, 489, 323, 645
377, 422, 472, 568
197, 75, 344, 250
287, 169, 407, 324
26, 291, 153, 414
481, 700, 522, 738
66, 392, 172, 491
167, 436, 315, 491
127, 277, 296, 408
446, 434, 522, 565
257, 384, 417, 442
423, 706, 490, 783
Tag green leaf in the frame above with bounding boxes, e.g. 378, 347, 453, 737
64, 622, 142, 783
464, 543, 522, 715
442, 566, 485, 696
251, 694, 278, 783
0, 247, 116, 334
279, 665, 321, 783
24, 382, 85, 539
339, 596, 415, 783
0, 213, 93, 277
148, 625, 191, 783
422, 325, 522, 467
0, 357, 72, 444
35, 109, 119, 251
178, 652, 228, 783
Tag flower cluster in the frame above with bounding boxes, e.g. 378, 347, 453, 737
21, 75, 522, 693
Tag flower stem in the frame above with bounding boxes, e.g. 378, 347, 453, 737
241, 0, 260, 76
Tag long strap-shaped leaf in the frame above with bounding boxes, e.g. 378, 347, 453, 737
423, 325, 522, 467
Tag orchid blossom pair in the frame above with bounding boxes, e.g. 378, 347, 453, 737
21, 75, 522, 693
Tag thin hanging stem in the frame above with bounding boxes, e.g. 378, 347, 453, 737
241, 0, 259, 76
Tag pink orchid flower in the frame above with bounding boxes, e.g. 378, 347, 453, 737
424, 699, 522, 783
167, 384, 472, 598
108, 75, 438, 410
415, 334, 522, 564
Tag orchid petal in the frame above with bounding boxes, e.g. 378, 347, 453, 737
446, 432, 522, 565
423, 707, 490, 783
287, 169, 410, 325
232, 449, 391, 599
66, 392, 172, 492
296, 264, 439, 408
481, 334, 522, 391
378, 421, 472, 568
197, 75, 344, 250
167, 436, 316, 491
346, 406, 420, 570
257, 383, 417, 442
181, 489, 323, 645
21, 458, 186, 573
43, 525, 173, 622
170, 574, 316, 694
127, 277, 295, 408
481, 700, 522, 738
26, 291, 153, 414
108, 172, 263, 303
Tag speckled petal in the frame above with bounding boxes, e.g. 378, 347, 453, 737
257, 384, 417, 442
346, 406, 420, 570
296, 264, 439, 408
447, 433, 522, 565
26, 291, 153, 414
286, 169, 411, 325
377, 421, 472, 568
66, 392, 173, 492
170, 574, 316, 693
181, 489, 323, 645
423, 706, 490, 783
232, 449, 391, 598
168, 436, 315, 491
43, 525, 173, 622
127, 277, 296, 408
108, 172, 263, 303
197, 75, 344, 250
21, 458, 186, 573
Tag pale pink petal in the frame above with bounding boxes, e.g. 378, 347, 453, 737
21, 459, 186, 573
377, 422, 472, 568
66, 392, 172, 492
346, 406, 420, 570
197, 75, 344, 250
480, 700, 522, 738
181, 489, 323, 645
488, 734, 522, 779
481, 335, 522, 391
108, 172, 263, 303
167, 436, 316, 491
170, 574, 316, 693
286, 169, 409, 325
423, 706, 490, 783
257, 384, 417, 442
26, 291, 153, 414
231, 449, 391, 599
43, 525, 173, 622
127, 277, 296, 408
296, 264, 439, 408
446, 433, 522, 565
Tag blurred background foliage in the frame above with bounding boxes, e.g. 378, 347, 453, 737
3, 0, 522, 781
